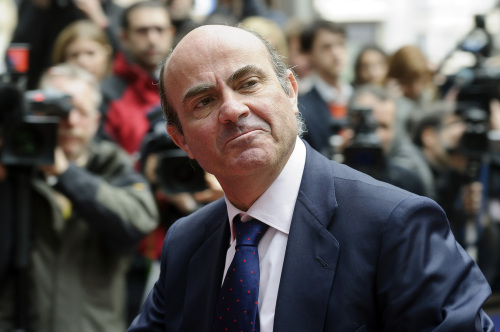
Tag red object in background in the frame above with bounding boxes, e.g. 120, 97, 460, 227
328, 102, 347, 119
7, 44, 30, 74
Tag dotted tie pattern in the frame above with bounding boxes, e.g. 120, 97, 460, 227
212, 216, 269, 332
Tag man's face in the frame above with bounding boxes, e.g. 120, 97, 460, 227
438, 113, 466, 156
354, 93, 395, 154
164, 26, 299, 187
423, 113, 466, 168
122, 7, 174, 72
48, 76, 100, 160
309, 29, 347, 81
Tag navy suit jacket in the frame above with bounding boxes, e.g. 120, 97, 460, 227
129, 142, 494, 332
299, 87, 342, 154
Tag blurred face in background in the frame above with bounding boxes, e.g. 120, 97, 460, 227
65, 37, 111, 81
167, 0, 194, 21
357, 49, 388, 85
399, 77, 426, 101
354, 92, 395, 153
287, 34, 312, 79
122, 7, 174, 73
309, 29, 347, 84
423, 113, 466, 168
49, 76, 100, 160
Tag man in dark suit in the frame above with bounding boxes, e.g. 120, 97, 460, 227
298, 19, 352, 155
127, 24, 494, 332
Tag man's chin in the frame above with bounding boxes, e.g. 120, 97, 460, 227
61, 144, 83, 161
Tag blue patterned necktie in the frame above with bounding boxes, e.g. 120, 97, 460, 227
213, 215, 269, 332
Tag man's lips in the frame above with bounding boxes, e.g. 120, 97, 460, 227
218, 125, 268, 148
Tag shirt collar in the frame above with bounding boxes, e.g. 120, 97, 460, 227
225, 137, 306, 240
310, 73, 353, 104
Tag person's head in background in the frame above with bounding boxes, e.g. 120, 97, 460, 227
0, 0, 17, 74
300, 19, 348, 87
240, 16, 288, 63
412, 102, 466, 170
40, 63, 101, 162
284, 18, 312, 80
52, 20, 112, 82
387, 45, 436, 102
353, 45, 388, 87
348, 84, 397, 154
166, 0, 194, 24
120, 1, 175, 75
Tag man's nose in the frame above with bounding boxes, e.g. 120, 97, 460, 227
63, 109, 80, 127
146, 28, 162, 43
218, 92, 250, 123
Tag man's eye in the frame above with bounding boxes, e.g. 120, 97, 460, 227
240, 79, 258, 89
195, 97, 213, 109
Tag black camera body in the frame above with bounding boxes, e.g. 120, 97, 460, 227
0, 74, 73, 166
343, 107, 385, 178
452, 64, 500, 182
141, 108, 207, 194
155, 148, 207, 194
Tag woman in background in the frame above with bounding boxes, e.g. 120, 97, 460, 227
353, 45, 388, 87
52, 19, 112, 82
52, 20, 114, 140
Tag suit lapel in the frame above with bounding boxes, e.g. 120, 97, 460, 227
182, 211, 230, 332
274, 143, 340, 332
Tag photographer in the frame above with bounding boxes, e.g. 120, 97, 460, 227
412, 103, 500, 283
0, 63, 158, 332
138, 107, 224, 260
341, 84, 430, 196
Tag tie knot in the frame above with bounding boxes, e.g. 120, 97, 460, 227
233, 215, 269, 247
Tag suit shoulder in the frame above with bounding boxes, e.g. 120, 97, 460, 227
330, 160, 429, 212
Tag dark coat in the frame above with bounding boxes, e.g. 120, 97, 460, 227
128, 141, 493, 332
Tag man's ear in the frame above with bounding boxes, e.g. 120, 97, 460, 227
167, 124, 194, 159
286, 69, 299, 115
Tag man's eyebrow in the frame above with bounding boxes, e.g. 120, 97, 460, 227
182, 83, 215, 106
227, 65, 266, 86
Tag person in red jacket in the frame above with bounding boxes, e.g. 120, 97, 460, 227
103, 1, 174, 158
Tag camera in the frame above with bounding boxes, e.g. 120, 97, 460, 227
1, 44, 72, 166
141, 108, 207, 194
155, 148, 207, 194
343, 107, 385, 178
452, 64, 500, 181
0, 79, 73, 166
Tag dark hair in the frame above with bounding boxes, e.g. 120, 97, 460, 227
121, 1, 169, 30
353, 45, 388, 85
300, 19, 345, 53
412, 102, 454, 147
158, 25, 292, 135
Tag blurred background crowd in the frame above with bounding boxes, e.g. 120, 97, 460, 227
2, 0, 500, 331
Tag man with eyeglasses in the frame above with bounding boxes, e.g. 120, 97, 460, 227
103, 1, 175, 156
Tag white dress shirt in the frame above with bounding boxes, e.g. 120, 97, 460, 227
224, 136, 306, 332
310, 73, 353, 105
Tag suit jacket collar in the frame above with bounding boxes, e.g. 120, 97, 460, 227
181, 142, 339, 332
181, 200, 230, 332
274, 142, 340, 332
